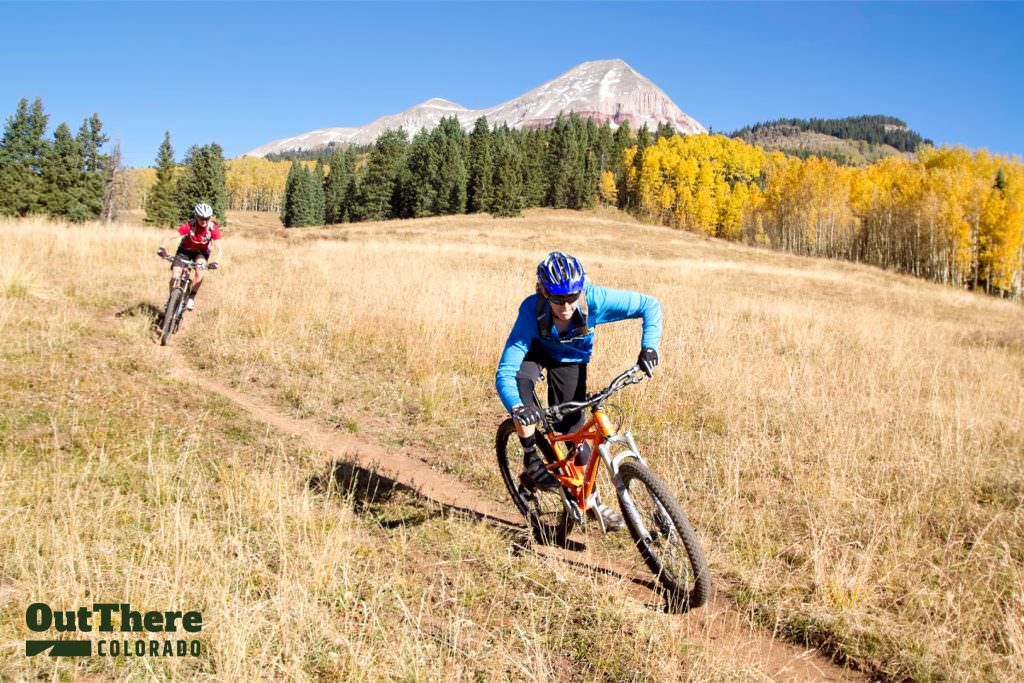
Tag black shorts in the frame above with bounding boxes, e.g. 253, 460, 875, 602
171, 248, 209, 270
515, 343, 588, 434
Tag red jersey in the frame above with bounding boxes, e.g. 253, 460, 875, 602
177, 219, 221, 252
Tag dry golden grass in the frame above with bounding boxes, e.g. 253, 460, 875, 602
1, 214, 766, 681
3, 208, 1023, 680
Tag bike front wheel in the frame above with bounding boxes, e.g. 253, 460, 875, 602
160, 288, 182, 346
495, 418, 574, 547
617, 459, 710, 610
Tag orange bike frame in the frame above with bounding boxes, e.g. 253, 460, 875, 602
544, 409, 618, 513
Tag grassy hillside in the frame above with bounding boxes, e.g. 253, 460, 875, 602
3, 209, 1023, 680
733, 126, 906, 165
731, 115, 931, 165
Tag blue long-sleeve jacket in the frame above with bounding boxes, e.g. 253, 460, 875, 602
494, 284, 662, 413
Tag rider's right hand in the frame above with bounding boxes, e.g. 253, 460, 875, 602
157, 247, 167, 257
512, 405, 541, 426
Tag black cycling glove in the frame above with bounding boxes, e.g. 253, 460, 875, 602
638, 348, 659, 377
157, 247, 167, 257
512, 405, 542, 426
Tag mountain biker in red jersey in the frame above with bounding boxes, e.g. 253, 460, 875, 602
495, 251, 663, 531
157, 203, 222, 311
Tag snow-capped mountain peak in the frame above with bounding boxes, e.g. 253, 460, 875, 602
244, 59, 704, 157
416, 98, 468, 110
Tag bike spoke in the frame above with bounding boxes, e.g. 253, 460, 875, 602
626, 478, 693, 588
497, 422, 573, 546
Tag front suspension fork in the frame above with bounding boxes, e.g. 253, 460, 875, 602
599, 431, 647, 524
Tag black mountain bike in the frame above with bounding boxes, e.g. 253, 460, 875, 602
158, 253, 215, 346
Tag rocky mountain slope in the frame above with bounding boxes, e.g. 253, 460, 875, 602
245, 59, 705, 157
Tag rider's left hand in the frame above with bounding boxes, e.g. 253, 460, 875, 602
638, 348, 659, 377
208, 262, 219, 270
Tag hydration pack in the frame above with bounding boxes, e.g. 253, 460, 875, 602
188, 219, 213, 245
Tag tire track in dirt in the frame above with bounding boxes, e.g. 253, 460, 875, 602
147, 326, 863, 682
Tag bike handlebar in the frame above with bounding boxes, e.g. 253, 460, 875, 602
543, 365, 646, 421
160, 253, 216, 270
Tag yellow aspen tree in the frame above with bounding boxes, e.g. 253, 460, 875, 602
693, 163, 717, 236
599, 170, 617, 205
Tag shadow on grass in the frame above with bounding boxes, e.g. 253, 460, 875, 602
307, 458, 679, 612
116, 301, 164, 333
309, 459, 444, 529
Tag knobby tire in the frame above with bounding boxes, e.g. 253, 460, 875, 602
617, 459, 710, 611
495, 418, 574, 547
160, 288, 182, 346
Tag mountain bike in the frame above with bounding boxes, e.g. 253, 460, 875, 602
495, 365, 711, 610
158, 253, 215, 346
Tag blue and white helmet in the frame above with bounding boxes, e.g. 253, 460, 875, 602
193, 203, 214, 219
537, 251, 586, 296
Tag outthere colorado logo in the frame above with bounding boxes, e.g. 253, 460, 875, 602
25, 603, 203, 658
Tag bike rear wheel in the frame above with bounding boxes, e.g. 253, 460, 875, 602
495, 419, 574, 547
160, 288, 182, 346
617, 460, 710, 610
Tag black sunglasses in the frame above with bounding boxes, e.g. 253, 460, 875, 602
547, 292, 581, 305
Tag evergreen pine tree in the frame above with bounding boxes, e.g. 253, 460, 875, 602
521, 128, 548, 207
595, 122, 614, 174
343, 172, 359, 223
310, 159, 326, 225
574, 118, 599, 209
292, 165, 314, 227
176, 143, 228, 224
145, 131, 179, 227
548, 114, 591, 210
467, 117, 493, 213
283, 162, 327, 228
635, 123, 652, 151
0, 97, 50, 217
612, 121, 632, 208
402, 128, 440, 218
655, 121, 675, 140
612, 120, 631, 176
435, 116, 467, 214
323, 147, 349, 224
354, 130, 407, 221
626, 124, 652, 209
490, 129, 525, 218
546, 114, 579, 208
282, 161, 301, 227
41, 122, 90, 222
76, 113, 109, 219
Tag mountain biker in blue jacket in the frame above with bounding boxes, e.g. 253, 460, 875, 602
495, 251, 662, 531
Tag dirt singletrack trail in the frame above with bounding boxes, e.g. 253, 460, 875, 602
148, 322, 863, 682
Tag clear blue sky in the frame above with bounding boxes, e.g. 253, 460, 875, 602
3, 1, 1021, 167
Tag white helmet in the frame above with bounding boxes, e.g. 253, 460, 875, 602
193, 203, 214, 219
